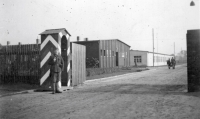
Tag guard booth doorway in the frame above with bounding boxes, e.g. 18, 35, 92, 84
61, 35, 68, 86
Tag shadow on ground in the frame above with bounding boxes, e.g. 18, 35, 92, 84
0, 83, 40, 96
77, 84, 200, 98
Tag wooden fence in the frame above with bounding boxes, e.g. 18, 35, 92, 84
0, 44, 40, 84
0, 42, 86, 87
71, 43, 86, 86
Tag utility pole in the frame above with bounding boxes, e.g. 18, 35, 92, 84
152, 28, 154, 67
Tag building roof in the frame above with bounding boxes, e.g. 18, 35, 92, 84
73, 40, 99, 43
73, 39, 130, 47
39, 28, 71, 36
130, 50, 173, 56
116, 39, 130, 47
130, 50, 149, 52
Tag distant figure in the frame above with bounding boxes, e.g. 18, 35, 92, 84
168, 57, 176, 69
167, 58, 171, 65
48, 48, 64, 94
171, 57, 176, 65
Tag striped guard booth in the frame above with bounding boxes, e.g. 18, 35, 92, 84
39, 28, 71, 90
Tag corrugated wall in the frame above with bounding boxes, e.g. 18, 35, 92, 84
99, 40, 130, 68
148, 53, 172, 66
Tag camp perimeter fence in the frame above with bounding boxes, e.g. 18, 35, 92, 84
0, 44, 40, 84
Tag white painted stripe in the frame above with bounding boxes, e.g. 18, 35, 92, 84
67, 63, 70, 72
40, 52, 51, 68
59, 32, 63, 38
40, 35, 58, 50
67, 46, 70, 56
67, 78, 71, 87
66, 34, 69, 39
57, 44, 61, 55
40, 69, 50, 85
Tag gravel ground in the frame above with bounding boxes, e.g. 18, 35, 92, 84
0, 64, 200, 119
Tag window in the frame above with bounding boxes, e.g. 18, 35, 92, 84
122, 52, 125, 57
104, 50, 106, 56
134, 56, 142, 63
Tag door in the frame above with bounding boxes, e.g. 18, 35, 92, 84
116, 52, 118, 66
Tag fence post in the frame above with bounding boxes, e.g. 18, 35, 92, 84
7, 41, 10, 46
18, 42, 21, 83
5, 41, 9, 83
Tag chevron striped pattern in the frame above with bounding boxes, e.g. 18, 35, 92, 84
40, 35, 60, 85
66, 36, 71, 86
40, 32, 71, 87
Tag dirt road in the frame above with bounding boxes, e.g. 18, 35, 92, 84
1, 64, 200, 119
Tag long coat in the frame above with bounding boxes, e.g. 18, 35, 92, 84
167, 60, 171, 65
48, 54, 64, 73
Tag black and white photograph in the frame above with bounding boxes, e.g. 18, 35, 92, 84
0, 0, 200, 119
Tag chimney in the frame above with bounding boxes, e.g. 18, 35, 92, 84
7, 41, 10, 45
36, 38, 39, 44
85, 38, 88, 41
0, 43, 2, 50
18, 42, 21, 45
77, 36, 80, 42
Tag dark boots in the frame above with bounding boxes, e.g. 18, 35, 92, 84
52, 83, 56, 94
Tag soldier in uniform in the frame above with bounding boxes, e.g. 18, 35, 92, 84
48, 48, 64, 94
171, 57, 176, 69
167, 58, 171, 65
171, 57, 175, 64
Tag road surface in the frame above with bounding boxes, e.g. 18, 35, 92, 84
0, 64, 200, 119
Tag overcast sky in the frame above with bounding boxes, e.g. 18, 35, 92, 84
0, 0, 200, 55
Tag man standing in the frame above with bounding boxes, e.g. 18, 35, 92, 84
171, 57, 175, 64
48, 48, 64, 94
171, 57, 176, 69
167, 58, 171, 65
